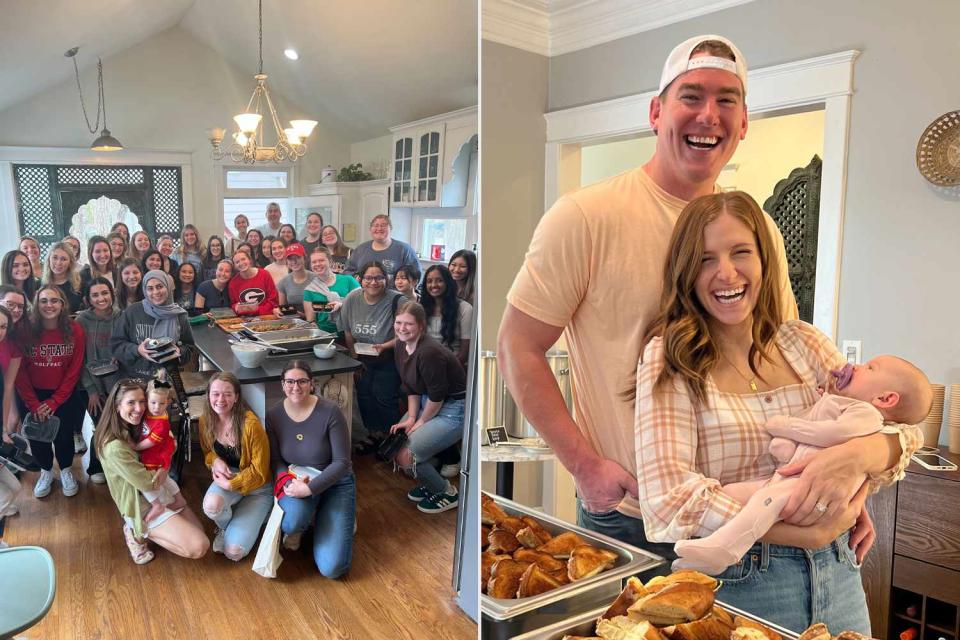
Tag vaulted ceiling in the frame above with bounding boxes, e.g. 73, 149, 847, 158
0, 0, 478, 141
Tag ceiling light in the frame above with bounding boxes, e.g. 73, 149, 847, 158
207, 0, 317, 164
65, 47, 123, 152
284, 48, 299, 60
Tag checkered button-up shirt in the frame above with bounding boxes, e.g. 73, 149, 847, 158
635, 320, 922, 543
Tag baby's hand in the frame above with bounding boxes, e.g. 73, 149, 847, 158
765, 414, 791, 432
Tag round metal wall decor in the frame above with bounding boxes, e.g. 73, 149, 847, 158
916, 110, 960, 186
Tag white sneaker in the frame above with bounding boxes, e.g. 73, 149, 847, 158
89, 472, 106, 485
61, 469, 79, 497
1, 504, 18, 517
0, 540, 9, 549
73, 433, 87, 455
282, 532, 302, 551
34, 469, 54, 498
212, 528, 225, 554
440, 463, 460, 478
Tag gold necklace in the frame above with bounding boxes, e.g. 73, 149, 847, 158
721, 352, 760, 392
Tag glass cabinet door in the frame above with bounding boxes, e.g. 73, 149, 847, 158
417, 130, 442, 204
393, 136, 414, 204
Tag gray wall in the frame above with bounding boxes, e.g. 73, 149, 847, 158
480, 41, 550, 350
547, 0, 960, 438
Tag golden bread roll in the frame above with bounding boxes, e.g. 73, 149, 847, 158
517, 526, 548, 548
497, 516, 526, 535
521, 516, 554, 543
549, 567, 572, 585
710, 607, 735, 628
481, 551, 511, 593
597, 617, 664, 640
481, 525, 491, 550
732, 616, 782, 640
517, 563, 566, 598
667, 617, 733, 640
627, 582, 715, 626
602, 577, 651, 620
487, 559, 530, 599
797, 623, 831, 640
487, 528, 521, 555
731, 628, 770, 640
568, 544, 618, 580
513, 548, 567, 573
537, 531, 586, 558
645, 570, 718, 593
481, 498, 510, 526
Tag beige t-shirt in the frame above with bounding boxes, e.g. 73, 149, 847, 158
507, 167, 797, 518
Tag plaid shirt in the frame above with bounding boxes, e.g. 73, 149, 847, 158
635, 320, 922, 543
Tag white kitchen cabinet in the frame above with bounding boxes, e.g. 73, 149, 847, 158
305, 179, 390, 243
390, 106, 476, 208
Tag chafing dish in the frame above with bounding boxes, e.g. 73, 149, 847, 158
236, 322, 337, 352
481, 493, 665, 640
507, 601, 799, 640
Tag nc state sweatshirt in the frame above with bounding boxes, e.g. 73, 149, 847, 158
15, 322, 86, 413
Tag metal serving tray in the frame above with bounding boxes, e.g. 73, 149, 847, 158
240, 317, 310, 333
508, 601, 800, 640
237, 326, 337, 352
481, 494, 664, 640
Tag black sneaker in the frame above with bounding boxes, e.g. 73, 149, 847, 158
353, 438, 381, 456
0, 435, 40, 473
407, 485, 432, 502
417, 486, 459, 514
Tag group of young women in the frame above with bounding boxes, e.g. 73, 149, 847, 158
0, 209, 477, 567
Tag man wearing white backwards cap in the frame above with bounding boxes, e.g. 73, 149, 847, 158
498, 36, 797, 552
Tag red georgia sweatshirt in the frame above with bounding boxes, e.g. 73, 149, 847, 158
15, 322, 86, 413
228, 268, 279, 316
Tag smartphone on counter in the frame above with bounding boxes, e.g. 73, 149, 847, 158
911, 453, 958, 471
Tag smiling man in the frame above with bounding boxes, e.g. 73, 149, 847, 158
498, 35, 797, 552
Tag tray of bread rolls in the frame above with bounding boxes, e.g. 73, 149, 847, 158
509, 569, 799, 640
481, 493, 665, 628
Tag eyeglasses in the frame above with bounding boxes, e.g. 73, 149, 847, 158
1, 302, 24, 311
370, 224, 389, 230
362, 276, 386, 283
282, 378, 311, 387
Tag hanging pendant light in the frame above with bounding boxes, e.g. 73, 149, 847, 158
65, 47, 123, 152
207, 0, 317, 164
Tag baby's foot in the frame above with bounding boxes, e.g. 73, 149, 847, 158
144, 500, 166, 523
673, 539, 739, 575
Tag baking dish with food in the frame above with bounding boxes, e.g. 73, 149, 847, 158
507, 601, 799, 640
236, 325, 337, 352
481, 493, 664, 639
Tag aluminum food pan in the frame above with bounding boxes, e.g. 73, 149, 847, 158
481, 493, 664, 623
241, 317, 311, 333
508, 601, 800, 640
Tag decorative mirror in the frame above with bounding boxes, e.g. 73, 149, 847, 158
916, 110, 960, 187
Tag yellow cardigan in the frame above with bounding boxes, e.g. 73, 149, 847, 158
199, 410, 272, 494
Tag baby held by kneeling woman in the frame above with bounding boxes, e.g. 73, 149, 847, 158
134, 373, 187, 522
674, 355, 933, 575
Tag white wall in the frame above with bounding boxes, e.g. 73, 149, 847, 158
350, 134, 393, 178
0, 25, 352, 246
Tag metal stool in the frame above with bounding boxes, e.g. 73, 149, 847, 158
0, 546, 56, 639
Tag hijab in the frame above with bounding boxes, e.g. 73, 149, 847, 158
141, 270, 186, 342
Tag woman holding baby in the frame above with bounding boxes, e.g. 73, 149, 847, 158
634, 191, 922, 634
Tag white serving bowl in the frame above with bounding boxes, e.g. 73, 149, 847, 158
231, 342, 269, 368
313, 343, 337, 360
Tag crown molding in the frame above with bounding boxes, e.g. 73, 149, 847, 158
483, 0, 763, 57
482, 0, 550, 57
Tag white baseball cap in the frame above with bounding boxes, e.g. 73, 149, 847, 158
658, 35, 748, 95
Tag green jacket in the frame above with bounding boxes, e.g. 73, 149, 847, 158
100, 438, 162, 538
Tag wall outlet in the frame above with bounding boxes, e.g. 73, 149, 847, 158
841, 340, 862, 364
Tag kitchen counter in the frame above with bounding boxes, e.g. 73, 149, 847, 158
192, 322, 362, 427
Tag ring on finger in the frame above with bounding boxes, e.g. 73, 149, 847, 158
815, 500, 829, 514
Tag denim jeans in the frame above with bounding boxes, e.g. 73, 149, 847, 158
405, 396, 464, 494
714, 530, 870, 635
356, 359, 401, 436
203, 477, 273, 560
279, 473, 356, 578
576, 501, 677, 571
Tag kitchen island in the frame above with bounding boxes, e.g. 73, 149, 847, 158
191, 322, 362, 429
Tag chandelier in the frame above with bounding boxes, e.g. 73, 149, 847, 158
207, 0, 317, 164
65, 47, 123, 151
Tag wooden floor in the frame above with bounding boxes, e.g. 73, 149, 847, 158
4, 449, 476, 640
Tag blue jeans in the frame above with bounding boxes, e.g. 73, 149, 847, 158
405, 397, 464, 494
356, 359, 401, 436
715, 531, 870, 635
279, 474, 356, 578
576, 501, 677, 571
203, 478, 273, 560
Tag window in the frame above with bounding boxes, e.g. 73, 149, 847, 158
221, 166, 294, 239
416, 217, 470, 262
223, 198, 291, 236
225, 170, 288, 190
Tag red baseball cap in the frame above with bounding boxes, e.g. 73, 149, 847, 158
285, 243, 305, 258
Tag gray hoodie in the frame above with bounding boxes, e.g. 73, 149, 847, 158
109, 301, 195, 379
76, 306, 122, 397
